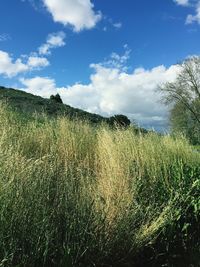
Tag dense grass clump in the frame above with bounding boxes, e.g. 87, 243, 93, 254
0, 103, 200, 267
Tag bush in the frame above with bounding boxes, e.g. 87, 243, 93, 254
109, 114, 131, 128
50, 93, 63, 104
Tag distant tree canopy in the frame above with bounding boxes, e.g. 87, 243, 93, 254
109, 114, 131, 128
50, 94, 63, 104
159, 56, 200, 144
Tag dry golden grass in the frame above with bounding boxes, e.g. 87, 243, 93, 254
0, 103, 199, 266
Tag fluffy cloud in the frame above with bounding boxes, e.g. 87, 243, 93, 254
58, 64, 179, 129
174, 0, 189, 6
39, 31, 66, 55
19, 52, 180, 129
0, 50, 49, 77
0, 32, 66, 78
186, 2, 200, 24
0, 51, 28, 77
20, 76, 56, 97
27, 56, 49, 68
42, 0, 102, 32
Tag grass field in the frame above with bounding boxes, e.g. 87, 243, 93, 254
0, 103, 200, 267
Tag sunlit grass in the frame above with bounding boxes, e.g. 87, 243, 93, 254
0, 103, 199, 266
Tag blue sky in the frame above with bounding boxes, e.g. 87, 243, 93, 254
0, 0, 199, 130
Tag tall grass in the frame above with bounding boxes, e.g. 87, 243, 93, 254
0, 103, 199, 266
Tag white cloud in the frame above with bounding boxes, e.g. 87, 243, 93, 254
19, 53, 180, 129
173, 0, 200, 25
27, 56, 49, 68
0, 51, 28, 77
186, 2, 200, 24
174, 0, 189, 6
20, 76, 56, 97
96, 46, 131, 71
42, 0, 102, 32
0, 32, 66, 78
0, 50, 50, 77
58, 64, 179, 128
39, 31, 66, 55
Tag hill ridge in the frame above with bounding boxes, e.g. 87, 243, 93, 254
0, 86, 107, 124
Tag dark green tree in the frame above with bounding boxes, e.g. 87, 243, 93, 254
109, 114, 131, 128
50, 94, 63, 104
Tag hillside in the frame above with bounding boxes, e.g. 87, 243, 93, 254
0, 86, 151, 134
0, 86, 107, 124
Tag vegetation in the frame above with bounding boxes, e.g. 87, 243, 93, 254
0, 103, 199, 267
109, 114, 131, 128
0, 86, 107, 124
50, 93, 63, 104
159, 56, 200, 144
0, 86, 147, 134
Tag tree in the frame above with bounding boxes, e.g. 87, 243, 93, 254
159, 56, 200, 143
50, 93, 63, 104
109, 114, 131, 128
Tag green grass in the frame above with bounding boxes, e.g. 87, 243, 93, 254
0, 103, 200, 267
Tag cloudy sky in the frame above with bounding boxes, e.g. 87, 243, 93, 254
0, 0, 200, 130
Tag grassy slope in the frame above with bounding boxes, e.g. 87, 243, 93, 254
0, 103, 200, 267
0, 86, 149, 134
0, 86, 107, 124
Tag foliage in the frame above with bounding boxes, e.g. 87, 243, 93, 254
0, 103, 199, 267
50, 93, 63, 104
108, 114, 131, 128
170, 101, 200, 144
159, 56, 200, 144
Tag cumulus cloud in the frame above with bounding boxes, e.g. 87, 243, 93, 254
0, 32, 66, 78
58, 64, 179, 129
0, 51, 49, 77
19, 51, 180, 129
39, 31, 66, 55
20, 76, 56, 97
0, 51, 28, 77
42, 0, 102, 32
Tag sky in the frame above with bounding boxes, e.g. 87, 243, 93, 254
0, 0, 200, 130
